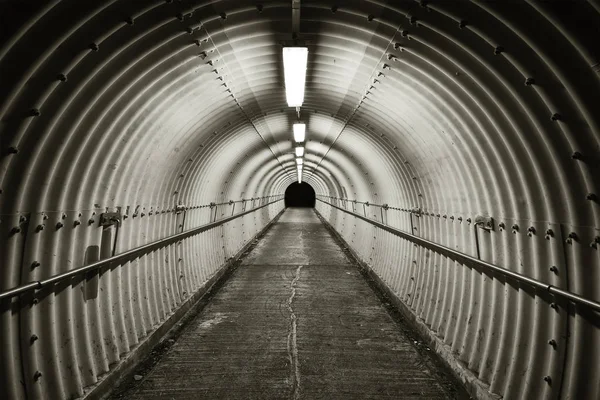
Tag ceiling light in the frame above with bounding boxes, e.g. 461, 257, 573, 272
295, 147, 304, 157
296, 158, 303, 165
293, 123, 306, 142
283, 47, 308, 107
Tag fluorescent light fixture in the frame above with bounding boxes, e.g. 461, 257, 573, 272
293, 123, 306, 142
297, 165, 303, 183
296, 158, 303, 165
295, 147, 304, 157
283, 47, 308, 107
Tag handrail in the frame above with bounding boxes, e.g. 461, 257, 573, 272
0, 199, 283, 301
317, 198, 600, 312
321, 196, 384, 207
209, 196, 281, 207
319, 195, 411, 212
183, 196, 280, 209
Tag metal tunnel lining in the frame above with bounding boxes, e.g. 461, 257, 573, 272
0, 1, 598, 399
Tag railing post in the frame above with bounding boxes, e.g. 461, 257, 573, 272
210, 202, 217, 223
175, 205, 186, 233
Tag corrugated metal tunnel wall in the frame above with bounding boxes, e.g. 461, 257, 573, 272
0, 1, 598, 399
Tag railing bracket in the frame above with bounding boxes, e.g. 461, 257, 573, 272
475, 215, 494, 231
100, 212, 122, 227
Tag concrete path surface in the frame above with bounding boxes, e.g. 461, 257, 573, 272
116, 208, 467, 399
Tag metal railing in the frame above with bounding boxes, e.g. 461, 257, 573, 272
317, 198, 600, 312
0, 199, 283, 301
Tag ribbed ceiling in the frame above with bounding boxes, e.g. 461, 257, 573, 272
1, 0, 598, 225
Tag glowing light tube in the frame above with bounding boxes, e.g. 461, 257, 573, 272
293, 123, 306, 142
295, 147, 304, 157
283, 47, 308, 107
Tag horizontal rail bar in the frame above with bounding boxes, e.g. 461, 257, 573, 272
321, 196, 413, 211
322, 196, 385, 207
208, 196, 280, 207
0, 199, 283, 301
182, 196, 279, 209
317, 198, 600, 313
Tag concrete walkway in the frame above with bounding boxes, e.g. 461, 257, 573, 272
119, 208, 465, 399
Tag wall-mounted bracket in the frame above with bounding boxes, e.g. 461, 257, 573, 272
411, 207, 423, 217
100, 212, 122, 227
475, 215, 494, 231
292, 0, 301, 36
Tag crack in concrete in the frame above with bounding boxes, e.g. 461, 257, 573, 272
287, 265, 303, 400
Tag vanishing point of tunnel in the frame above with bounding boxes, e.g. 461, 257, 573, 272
0, 1, 599, 400
285, 183, 316, 208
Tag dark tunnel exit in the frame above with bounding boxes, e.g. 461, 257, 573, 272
285, 182, 316, 208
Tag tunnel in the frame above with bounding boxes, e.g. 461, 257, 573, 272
285, 182, 316, 208
0, 1, 599, 399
